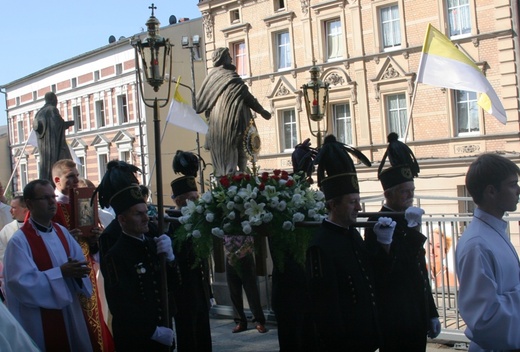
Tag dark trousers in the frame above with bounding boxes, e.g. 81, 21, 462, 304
272, 266, 318, 352
225, 255, 266, 325
174, 309, 212, 352
379, 331, 427, 352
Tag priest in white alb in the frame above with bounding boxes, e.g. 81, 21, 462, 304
4, 179, 93, 352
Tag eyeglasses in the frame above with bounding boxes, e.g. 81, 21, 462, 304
32, 195, 58, 202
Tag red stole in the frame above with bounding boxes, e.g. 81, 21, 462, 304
21, 221, 71, 352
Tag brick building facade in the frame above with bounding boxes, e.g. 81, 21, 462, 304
197, 0, 520, 214
2, 17, 209, 208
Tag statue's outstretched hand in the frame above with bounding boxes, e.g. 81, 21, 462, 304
261, 110, 272, 120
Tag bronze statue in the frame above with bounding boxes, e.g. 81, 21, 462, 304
33, 92, 74, 181
196, 47, 271, 177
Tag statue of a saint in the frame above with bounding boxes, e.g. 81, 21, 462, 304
33, 92, 74, 181
196, 47, 271, 177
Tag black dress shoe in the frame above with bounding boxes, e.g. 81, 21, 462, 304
232, 323, 247, 333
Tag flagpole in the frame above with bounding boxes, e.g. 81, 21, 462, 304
149, 79, 199, 191
403, 79, 420, 143
185, 45, 206, 194
4, 132, 32, 195
170, 78, 206, 193
145, 103, 171, 189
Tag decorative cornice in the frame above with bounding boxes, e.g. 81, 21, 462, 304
13, 146, 29, 158
371, 58, 415, 101
112, 130, 135, 143
323, 68, 357, 104
454, 144, 481, 154
381, 64, 400, 80
275, 85, 290, 96
221, 23, 251, 38
325, 72, 345, 86
90, 134, 111, 147
267, 75, 300, 113
263, 11, 295, 27
70, 138, 88, 149
310, 0, 347, 15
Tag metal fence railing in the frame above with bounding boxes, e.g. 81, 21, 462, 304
359, 195, 520, 343
187, 192, 520, 344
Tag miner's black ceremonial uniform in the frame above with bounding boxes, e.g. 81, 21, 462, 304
306, 220, 381, 352
101, 233, 176, 351
365, 207, 439, 351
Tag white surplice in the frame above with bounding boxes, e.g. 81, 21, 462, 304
0, 301, 40, 351
3, 221, 93, 352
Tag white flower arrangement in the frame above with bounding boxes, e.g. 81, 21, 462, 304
174, 170, 327, 269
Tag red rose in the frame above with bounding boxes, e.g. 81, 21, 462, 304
258, 183, 265, 191
244, 174, 251, 181
271, 175, 280, 181
273, 169, 282, 176
232, 174, 243, 182
281, 171, 289, 180
261, 172, 269, 181
220, 176, 230, 188
285, 179, 294, 187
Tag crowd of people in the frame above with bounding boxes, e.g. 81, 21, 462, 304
0, 56, 518, 351
0, 139, 519, 352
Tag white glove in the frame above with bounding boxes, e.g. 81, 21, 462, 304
210, 297, 217, 307
428, 317, 441, 338
154, 234, 175, 262
405, 206, 425, 228
373, 217, 396, 245
151, 326, 175, 346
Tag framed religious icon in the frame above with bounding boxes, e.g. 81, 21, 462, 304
69, 187, 98, 234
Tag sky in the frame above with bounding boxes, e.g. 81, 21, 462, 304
0, 0, 202, 126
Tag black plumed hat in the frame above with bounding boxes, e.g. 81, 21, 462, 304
171, 150, 201, 197
378, 133, 420, 190
314, 135, 371, 200
92, 160, 144, 214
172, 150, 200, 177
291, 138, 318, 183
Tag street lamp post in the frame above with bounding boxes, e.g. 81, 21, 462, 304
301, 64, 330, 147
181, 34, 205, 193
132, 3, 173, 338
132, 3, 173, 230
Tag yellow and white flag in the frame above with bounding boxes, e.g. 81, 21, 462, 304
166, 79, 208, 134
417, 24, 506, 124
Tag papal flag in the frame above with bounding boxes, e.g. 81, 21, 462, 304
417, 24, 506, 124
166, 79, 208, 134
